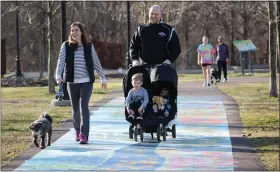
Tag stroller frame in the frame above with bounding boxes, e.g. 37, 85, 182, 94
123, 64, 177, 142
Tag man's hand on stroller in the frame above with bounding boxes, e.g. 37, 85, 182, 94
132, 60, 140, 66
162, 59, 171, 65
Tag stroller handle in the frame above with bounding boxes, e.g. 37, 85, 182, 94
130, 62, 171, 69
129, 63, 153, 69
153, 63, 172, 68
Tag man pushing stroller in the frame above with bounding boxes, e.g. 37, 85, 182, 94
129, 5, 181, 67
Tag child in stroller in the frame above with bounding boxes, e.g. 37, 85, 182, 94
122, 63, 177, 142
125, 73, 149, 122
152, 88, 171, 118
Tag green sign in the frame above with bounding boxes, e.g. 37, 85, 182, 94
233, 40, 257, 52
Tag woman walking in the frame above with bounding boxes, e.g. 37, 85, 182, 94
55, 22, 107, 144
197, 36, 215, 86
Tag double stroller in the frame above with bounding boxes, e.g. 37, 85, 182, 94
122, 63, 178, 142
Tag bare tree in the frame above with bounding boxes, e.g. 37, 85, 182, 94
47, 1, 61, 94
276, 2, 280, 73
268, 2, 278, 97
1, 2, 275, 71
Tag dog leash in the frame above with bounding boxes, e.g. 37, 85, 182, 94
55, 84, 64, 101
58, 84, 64, 101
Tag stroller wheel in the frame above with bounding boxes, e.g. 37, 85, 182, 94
162, 127, 166, 141
134, 126, 138, 142
151, 133, 154, 140
140, 128, 143, 142
157, 127, 161, 142
129, 125, 133, 139
172, 124, 176, 138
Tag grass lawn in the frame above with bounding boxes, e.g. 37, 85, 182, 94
1, 79, 122, 167
178, 72, 272, 82
217, 82, 279, 171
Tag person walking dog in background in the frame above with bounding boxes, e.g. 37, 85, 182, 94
215, 36, 229, 82
55, 22, 107, 144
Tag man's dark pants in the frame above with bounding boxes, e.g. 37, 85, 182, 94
217, 60, 227, 80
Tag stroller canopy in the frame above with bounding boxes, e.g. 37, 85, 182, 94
150, 64, 178, 98
122, 65, 151, 97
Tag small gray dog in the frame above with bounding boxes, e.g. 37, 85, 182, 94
29, 112, 53, 149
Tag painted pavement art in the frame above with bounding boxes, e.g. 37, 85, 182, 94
15, 96, 236, 171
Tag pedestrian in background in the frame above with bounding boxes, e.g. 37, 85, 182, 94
197, 36, 215, 86
215, 36, 229, 82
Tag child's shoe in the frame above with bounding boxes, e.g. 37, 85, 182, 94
128, 114, 135, 121
164, 110, 169, 117
136, 114, 143, 120
153, 105, 158, 113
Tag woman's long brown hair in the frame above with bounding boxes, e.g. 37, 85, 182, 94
68, 22, 88, 46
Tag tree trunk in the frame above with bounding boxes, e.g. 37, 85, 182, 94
39, 39, 44, 78
243, 2, 249, 40
47, 1, 55, 94
268, 2, 278, 97
276, 2, 280, 73
231, 3, 236, 65
144, 1, 147, 23
185, 20, 189, 68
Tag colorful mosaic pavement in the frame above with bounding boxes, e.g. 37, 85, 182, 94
15, 95, 235, 171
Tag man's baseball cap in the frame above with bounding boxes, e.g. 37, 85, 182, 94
218, 36, 223, 39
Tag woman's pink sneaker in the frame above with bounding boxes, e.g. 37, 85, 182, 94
79, 133, 88, 144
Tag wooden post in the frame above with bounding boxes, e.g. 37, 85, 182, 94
1, 39, 6, 78
240, 52, 244, 75
16, 1, 22, 77
248, 51, 253, 74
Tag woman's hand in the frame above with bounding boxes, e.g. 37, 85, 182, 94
226, 59, 230, 64
101, 83, 107, 90
57, 78, 63, 84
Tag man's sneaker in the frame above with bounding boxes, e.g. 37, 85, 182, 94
79, 133, 88, 144
136, 115, 143, 120
207, 83, 211, 86
75, 130, 80, 141
217, 79, 220, 83
203, 83, 207, 87
128, 114, 134, 121
222, 78, 227, 83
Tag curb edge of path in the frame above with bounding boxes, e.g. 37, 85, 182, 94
216, 87, 266, 171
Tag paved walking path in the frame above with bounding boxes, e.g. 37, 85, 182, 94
2, 81, 265, 171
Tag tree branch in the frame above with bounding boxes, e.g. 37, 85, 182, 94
52, 3, 61, 16
235, 29, 244, 37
